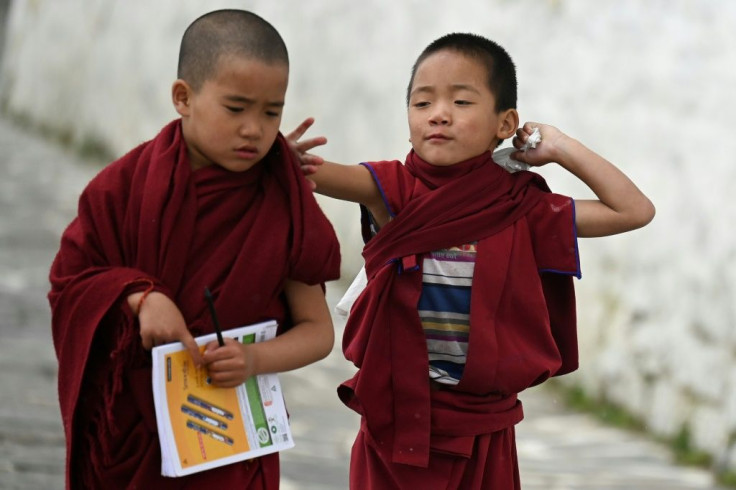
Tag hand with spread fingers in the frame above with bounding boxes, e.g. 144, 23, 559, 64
285, 117, 328, 188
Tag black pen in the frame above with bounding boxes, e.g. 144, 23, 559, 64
204, 287, 225, 347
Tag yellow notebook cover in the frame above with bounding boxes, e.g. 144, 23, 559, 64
152, 320, 293, 477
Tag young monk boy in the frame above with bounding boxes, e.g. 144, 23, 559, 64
48, 9, 340, 489
290, 33, 654, 489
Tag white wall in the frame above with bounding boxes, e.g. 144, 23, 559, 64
2, 0, 735, 474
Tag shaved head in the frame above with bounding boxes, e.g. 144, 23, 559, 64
177, 9, 288, 91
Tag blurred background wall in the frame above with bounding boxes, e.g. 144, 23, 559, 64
1, 0, 735, 474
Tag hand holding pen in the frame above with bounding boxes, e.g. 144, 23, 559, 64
202, 287, 257, 387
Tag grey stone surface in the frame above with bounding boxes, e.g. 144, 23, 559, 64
0, 114, 726, 489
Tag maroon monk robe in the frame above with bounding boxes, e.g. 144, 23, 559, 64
338, 150, 579, 489
48, 119, 340, 489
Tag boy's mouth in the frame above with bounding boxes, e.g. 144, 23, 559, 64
235, 145, 259, 158
426, 133, 450, 141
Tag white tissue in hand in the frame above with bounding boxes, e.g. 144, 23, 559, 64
492, 127, 542, 173
523, 127, 542, 150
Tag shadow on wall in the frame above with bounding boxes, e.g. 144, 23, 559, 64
0, 0, 9, 66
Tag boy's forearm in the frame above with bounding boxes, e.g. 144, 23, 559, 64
248, 319, 334, 375
555, 136, 655, 237
245, 278, 334, 376
309, 161, 356, 200
310, 161, 381, 206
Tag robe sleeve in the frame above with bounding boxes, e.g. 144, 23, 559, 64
527, 193, 581, 278
524, 193, 581, 377
358, 160, 422, 243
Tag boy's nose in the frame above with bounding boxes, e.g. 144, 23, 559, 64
238, 119, 262, 139
428, 105, 450, 125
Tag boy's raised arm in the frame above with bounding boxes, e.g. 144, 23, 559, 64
511, 122, 655, 238
286, 119, 386, 220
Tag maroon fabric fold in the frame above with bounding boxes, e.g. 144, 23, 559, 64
49, 119, 340, 489
338, 150, 579, 483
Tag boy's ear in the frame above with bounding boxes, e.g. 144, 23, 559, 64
172, 79, 193, 117
496, 108, 519, 141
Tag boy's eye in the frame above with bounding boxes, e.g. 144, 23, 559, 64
455, 100, 472, 106
225, 106, 243, 113
413, 101, 430, 108
266, 111, 281, 118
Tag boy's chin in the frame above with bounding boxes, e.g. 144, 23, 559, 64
219, 160, 263, 173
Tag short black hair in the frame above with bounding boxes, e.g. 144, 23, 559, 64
177, 9, 288, 91
406, 33, 517, 112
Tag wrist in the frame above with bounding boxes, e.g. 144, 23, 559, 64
242, 342, 262, 379
127, 292, 143, 312
125, 283, 155, 316
552, 135, 582, 170
122, 277, 158, 316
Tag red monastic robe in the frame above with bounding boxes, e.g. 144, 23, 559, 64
338, 150, 580, 489
48, 120, 340, 489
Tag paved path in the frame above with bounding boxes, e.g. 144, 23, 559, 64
0, 114, 725, 489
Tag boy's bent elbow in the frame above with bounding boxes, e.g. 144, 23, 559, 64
316, 321, 335, 360
633, 198, 656, 230
314, 342, 333, 363
618, 196, 656, 233
304, 318, 334, 364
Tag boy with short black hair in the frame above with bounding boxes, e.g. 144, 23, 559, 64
49, 9, 340, 489
291, 32, 654, 489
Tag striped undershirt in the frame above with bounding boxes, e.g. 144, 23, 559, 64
418, 243, 477, 385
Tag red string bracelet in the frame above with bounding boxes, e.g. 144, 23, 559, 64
136, 283, 155, 316
123, 278, 156, 316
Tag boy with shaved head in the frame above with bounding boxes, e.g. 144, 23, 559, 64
49, 9, 340, 489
